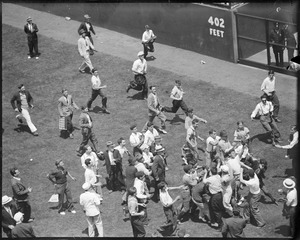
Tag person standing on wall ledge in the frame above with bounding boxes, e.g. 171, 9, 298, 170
78, 29, 95, 74
260, 70, 281, 123
24, 16, 39, 59
142, 25, 157, 59
269, 22, 285, 67
78, 14, 96, 46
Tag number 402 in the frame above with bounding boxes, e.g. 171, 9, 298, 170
208, 16, 225, 28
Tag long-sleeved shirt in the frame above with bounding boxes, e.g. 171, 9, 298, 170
170, 85, 183, 100
81, 152, 98, 170
48, 167, 68, 185
84, 168, 97, 185
251, 101, 274, 118
240, 174, 260, 194
133, 178, 147, 199
135, 162, 151, 176
159, 188, 173, 207
78, 36, 94, 56
143, 129, 159, 147
186, 125, 197, 148
261, 76, 276, 94
91, 75, 102, 90
203, 174, 222, 195
129, 132, 143, 147
80, 191, 101, 216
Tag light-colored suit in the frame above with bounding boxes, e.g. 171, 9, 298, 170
147, 92, 166, 128
78, 36, 94, 72
58, 95, 78, 117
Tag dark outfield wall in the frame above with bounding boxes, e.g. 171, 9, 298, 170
18, 2, 235, 61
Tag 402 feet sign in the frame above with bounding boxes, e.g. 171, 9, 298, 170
208, 16, 225, 38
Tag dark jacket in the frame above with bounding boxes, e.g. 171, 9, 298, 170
11, 90, 33, 112
11, 178, 30, 201
2, 204, 17, 236
151, 155, 165, 181
103, 149, 122, 174
125, 165, 137, 190
24, 23, 38, 40
221, 216, 246, 238
78, 22, 95, 36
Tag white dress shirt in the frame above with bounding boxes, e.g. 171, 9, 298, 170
80, 191, 101, 216
129, 132, 143, 147
261, 76, 275, 94
143, 128, 159, 147
251, 101, 274, 118
134, 178, 147, 199
132, 58, 147, 75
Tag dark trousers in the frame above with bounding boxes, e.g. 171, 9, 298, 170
66, 114, 74, 134
28, 38, 39, 57
209, 192, 224, 227
129, 74, 148, 98
79, 128, 99, 154
108, 165, 126, 191
164, 99, 189, 116
142, 41, 155, 58
16, 201, 32, 223
266, 92, 280, 119
130, 215, 146, 237
289, 206, 296, 237
272, 47, 284, 67
160, 206, 177, 235
247, 191, 265, 227
87, 89, 107, 110
56, 182, 74, 213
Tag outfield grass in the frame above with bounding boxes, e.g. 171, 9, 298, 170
2, 23, 297, 238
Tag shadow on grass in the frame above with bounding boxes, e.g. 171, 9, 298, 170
250, 133, 271, 144
127, 91, 145, 100
274, 225, 291, 237
89, 106, 104, 114
13, 124, 32, 135
166, 114, 185, 125
272, 168, 294, 179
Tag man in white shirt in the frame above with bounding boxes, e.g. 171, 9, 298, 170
163, 80, 189, 116
186, 119, 204, 161
143, 122, 160, 149
87, 68, 109, 114
275, 125, 298, 175
142, 25, 156, 58
127, 51, 148, 99
239, 168, 266, 228
78, 29, 95, 73
251, 95, 281, 145
81, 145, 99, 171
205, 129, 221, 167
84, 159, 103, 198
261, 70, 280, 122
80, 182, 103, 237
185, 108, 207, 130
129, 124, 144, 155
282, 178, 297, 237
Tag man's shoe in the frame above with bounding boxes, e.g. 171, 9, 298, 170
210, 223, 218, 228
274, 118, 282, 123
88, 108, 93, 112
69, 133, 74, 139
71, 210, 76, 214
102, 109, 110, 114
199, 216, 207, 223
276, 138, 283, 143
28, 56, 31, 59
35, 56, 39, 60
27, 218, 34, 223
126, 85, 131, 93
16, 116, 23, 124
159, 128, 167, 134
79, 69, 85, 73
32, 131, 39, 136
256, 223, 266, 228
59, 211, 66, 215
165, 166, 169, 171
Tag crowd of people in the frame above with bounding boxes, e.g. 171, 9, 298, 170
2, 14, 298, 238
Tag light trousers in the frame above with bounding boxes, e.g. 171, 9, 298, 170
17, 108, 37, 133
192, 197, 210, 219
86, 214, 103, 237
79, 53, 93, 72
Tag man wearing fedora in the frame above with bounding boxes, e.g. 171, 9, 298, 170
151, 147, 166, 202
282, 178, 297, 237
11, 212, 36, 238
78, 29, 95, 73
127, 51, 148, 100
11, 84, 39, 136
24, 16, 39, 59
78, 14, 96, 45
2, 195, 17, 238
10, 167, 34, 223
102, 141, 126, 193
47, 160, 76, 215
80, 182, 104, 237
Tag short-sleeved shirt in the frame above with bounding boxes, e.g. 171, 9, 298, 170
159, 188, 173, 207
206, 136, 217, 152
132, 58, 147, 75
170, 85, 183, 100
204, 174, 222, 194
129, 132, 143, 147
234, 127, 250, 141
182, 173, 197, 187
286, 188, 297, 207
48, 167, 68, 184
227, 156, 242, 176
187, 125, 197, 148
243, 174, 260, 194
128, 195, 139, 215
80, 191, 101, 216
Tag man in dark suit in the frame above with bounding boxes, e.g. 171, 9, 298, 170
102, 141, 126, 193
78, 14, 96, 45
77, 106, 101, 156
10, 167, 34, 223
11, 212, 36, 238
2, 195, 17, 238
151, 147, 166, 202
24, 16, 39, 59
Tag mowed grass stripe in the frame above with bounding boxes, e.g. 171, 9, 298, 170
2, 23, 293, 237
